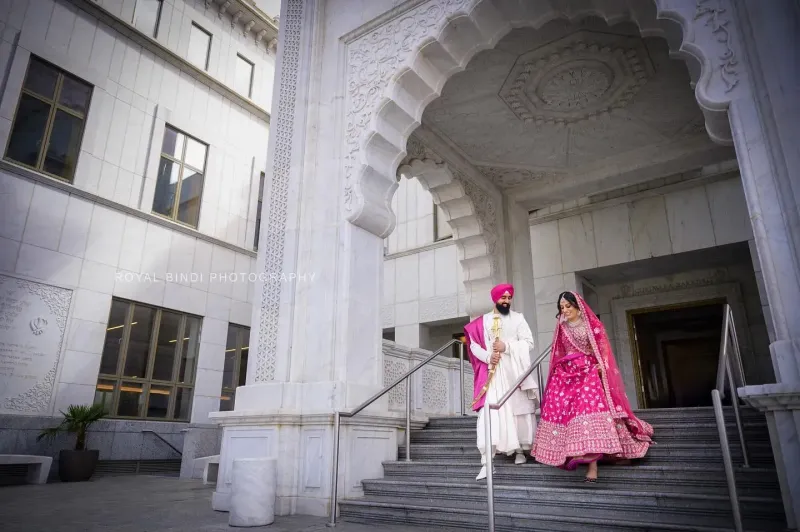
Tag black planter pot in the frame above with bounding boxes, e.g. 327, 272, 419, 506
58, 449, 99, 482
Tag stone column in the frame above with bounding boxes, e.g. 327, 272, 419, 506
729, 1, 800, 528
209, 0, 406, 518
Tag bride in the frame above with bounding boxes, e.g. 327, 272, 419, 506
531, 291, 653, 482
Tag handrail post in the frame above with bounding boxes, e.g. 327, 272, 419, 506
327, 411, 342, 527
485, 406, 495, 532
726, 360, 750, 468
405, 377, 411, 462
712, 389, 744, 532
459, 342, 466, 416
717, 306, 732, 398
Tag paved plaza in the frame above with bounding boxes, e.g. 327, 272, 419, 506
0, 475, 439, 532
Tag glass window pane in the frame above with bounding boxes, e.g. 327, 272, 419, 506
187, 24, 211, 70
123, 305, 155, 378
151, 311, 181, 381
174, 387, 192, 420
219, 392, 234, 412
177, 169, 203, 226
179, 317, 200, 384
23, 58, 58, 99
152, 157, 180, 217
42, 109, 83, 179
5, 94, 50, 167
183, 137, 206, 170
100, 300, 129, 375
222, 349, 235, 389
238, 345, 248, 387
146, 385, 171, 418
133, 0, 162, 37
58, 76, 91, 114
93, 379, 116, 414
161, 126, 184, 159
117, 382, 144, 417
234, 55, 253, 97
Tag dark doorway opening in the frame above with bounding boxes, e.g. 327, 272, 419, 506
629, 301, 724, 409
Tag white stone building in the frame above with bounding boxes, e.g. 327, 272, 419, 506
0, 0, 278, 475
204, 0, 798, 528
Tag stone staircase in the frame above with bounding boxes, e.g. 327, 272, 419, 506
339, 407, 787, 531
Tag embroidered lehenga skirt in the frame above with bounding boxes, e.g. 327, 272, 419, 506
532, 349, 650, 469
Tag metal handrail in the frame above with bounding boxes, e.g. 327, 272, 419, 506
712, 304, 750, 532
327, 339, 467, 527
483, 344, 552, 532
141, 430, 182, 456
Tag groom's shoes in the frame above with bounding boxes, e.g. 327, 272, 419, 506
476, 465, 496, 481
514, 452, 527, 465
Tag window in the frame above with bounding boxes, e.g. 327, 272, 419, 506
188, 23, 212, 70
132, 0, 162, 38
234, 54, 254, 98
433, 203, 453, 241
94, 299, 201, 421
219, 324, 250, 411
4, 56, 92, 182
152, 125, 207, 227
254, 171, 265, 250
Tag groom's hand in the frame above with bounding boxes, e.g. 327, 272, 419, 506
493, 338, 505, 353
490, 351, 501, 365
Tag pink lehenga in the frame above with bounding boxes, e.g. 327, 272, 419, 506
532, 292, 653, 469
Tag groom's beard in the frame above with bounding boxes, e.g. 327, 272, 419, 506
496, 302, 510, 315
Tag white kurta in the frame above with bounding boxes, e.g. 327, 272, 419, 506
471, 310, 539, 461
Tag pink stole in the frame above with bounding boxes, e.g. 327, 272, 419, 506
464, 315, 489, 411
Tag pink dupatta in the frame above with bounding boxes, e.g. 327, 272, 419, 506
463, 315, 489, 412
544, 292, 653, 443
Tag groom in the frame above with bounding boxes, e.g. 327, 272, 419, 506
464, 283, 538, 480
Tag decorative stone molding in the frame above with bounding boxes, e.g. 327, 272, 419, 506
341, 0, 746, 238
207, 0, 279, 52
382, 340, 473, 416
418, 295, 460, 323
477, 166, 559, 189
253, 0, 302, 382
397, 155, 500, 316
1, 276, 72, 413
498, 32, 655, 126
422, 368, 449, 411
694, 0, 740, 93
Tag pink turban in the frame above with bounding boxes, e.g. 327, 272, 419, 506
490, 283, 514, 303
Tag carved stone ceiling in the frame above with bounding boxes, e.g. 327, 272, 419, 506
420, 19, 729, 193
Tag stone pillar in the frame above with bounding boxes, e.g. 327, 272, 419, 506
209, 0, 406, 518
504, 201, 539, 344
729, 1, 800, 528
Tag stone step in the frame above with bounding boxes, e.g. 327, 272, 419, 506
410, 424, 770, 445
397, 442, 775, 466
379, 462, 781, 497
425, 409, 765, 429
358, 480, 785, 529
339, 499, 782, 532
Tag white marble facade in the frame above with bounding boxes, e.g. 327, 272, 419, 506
0, 0, 278, 469
211, 0, 800, 526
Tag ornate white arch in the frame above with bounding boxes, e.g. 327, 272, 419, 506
342, 0, 746, 238
397, 140, 501, 316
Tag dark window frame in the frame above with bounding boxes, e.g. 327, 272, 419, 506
3, 56, 93, 183
94, 298, 201, 421
219, 324, 250, 412
152, 124, 208, 228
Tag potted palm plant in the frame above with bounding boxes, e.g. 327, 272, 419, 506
38, 404, 107, 482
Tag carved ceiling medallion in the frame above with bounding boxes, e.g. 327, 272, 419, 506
499, 31, 655, 125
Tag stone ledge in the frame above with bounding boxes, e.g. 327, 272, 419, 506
738, 383, 800, 411
208, 410, 429, 430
